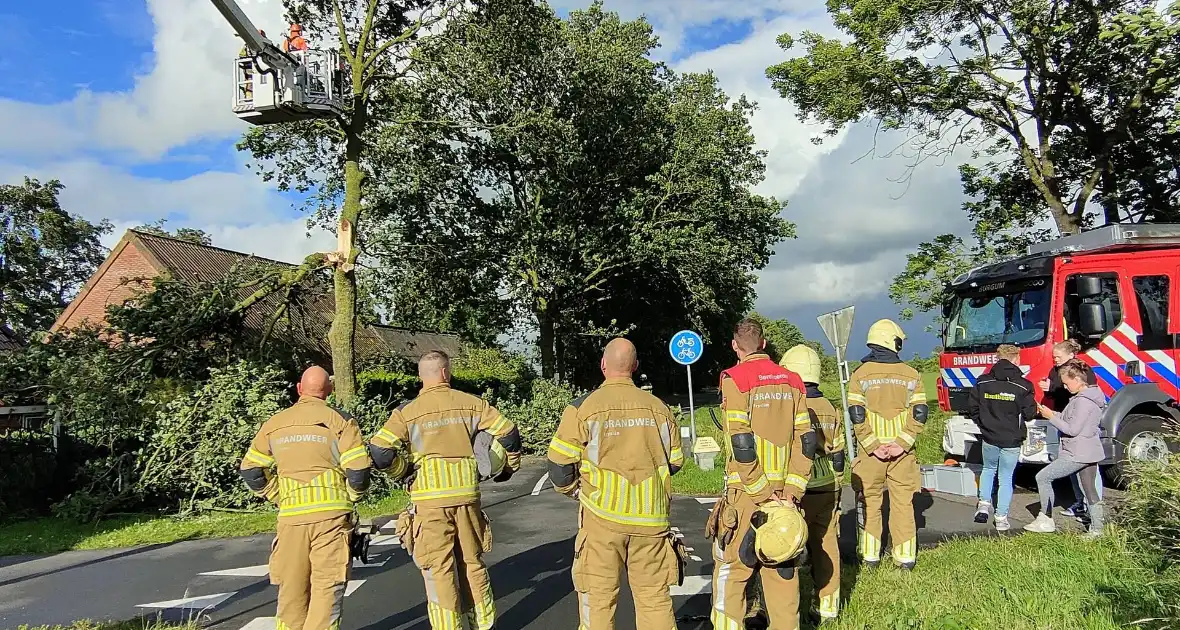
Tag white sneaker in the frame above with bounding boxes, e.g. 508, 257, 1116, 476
973, 501, 992, 524
1023, 514, 1056, 533
994, 515, 1011, 532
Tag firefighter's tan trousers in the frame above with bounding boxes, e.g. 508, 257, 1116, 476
800, 491, 841, 619
270, 514, 352, 630
410, 503, 495, 630
852, 452, 920, 565
572, 511, 678, 630
711, 490, 800, 630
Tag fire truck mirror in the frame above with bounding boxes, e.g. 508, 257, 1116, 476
1075, 275, 1104, 299
1079, 302, 1108, 338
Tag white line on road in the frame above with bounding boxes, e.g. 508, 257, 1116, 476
690, 555, 702, 562
345, 580, 366, 597
670, 575, 711, 596
685, 547, 694, 552
199, 564, 269, 577
695, 497, 719, 505
352, 555, 390, 568
137, 592, 236, 610
532, 472, 551, 496
380, 520, 399, 532
370, 534, 400, 546
239, 618, 276, 630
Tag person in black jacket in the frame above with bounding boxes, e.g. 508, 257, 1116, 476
1038, 339, 1101, 520
967, 345, 1037, 531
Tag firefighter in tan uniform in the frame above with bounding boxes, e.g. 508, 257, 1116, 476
367, 351, 522, 630
546, 338, 685, 630
239, 366, 372, 630
780, 345, 845, 624
848, 320, 928, 570
706, 319, 816, 630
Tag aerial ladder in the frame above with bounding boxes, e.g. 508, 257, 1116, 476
210, 0, 344, 125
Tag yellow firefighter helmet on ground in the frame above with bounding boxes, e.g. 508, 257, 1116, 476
867, 319, 906, 352
753, 503, 808, 565
780, 344, 822, 384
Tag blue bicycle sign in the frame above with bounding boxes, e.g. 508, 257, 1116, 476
669, 330, 703, 366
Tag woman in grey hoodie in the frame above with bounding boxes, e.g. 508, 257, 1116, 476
1025, 360, 1107, 537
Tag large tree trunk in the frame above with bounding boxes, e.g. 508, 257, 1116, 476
329, 105, 366, 406
538, 308, 555, 380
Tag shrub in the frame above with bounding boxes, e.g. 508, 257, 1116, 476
1118, 438, 1180, 565
357, 347, 535, 407
0, 431, 58, 520
498, 378, 584, 454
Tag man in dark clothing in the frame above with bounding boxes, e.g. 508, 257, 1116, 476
967, 345, 1036, 531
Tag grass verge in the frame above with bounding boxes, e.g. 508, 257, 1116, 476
804, 532, 1175, 630
0, 491, 408, 557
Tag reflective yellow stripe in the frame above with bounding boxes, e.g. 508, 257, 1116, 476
910, 393, 927, 404
410, 457, 480, 503
808, 456, 837, 488
339, 445, 367, 466
725, 410, 750, 425
485, 415, 511, 436
755, 436, 787, 481
373, 427, 403, 447
548, 438, 582, 459
794, 412, 811, 427
670, 447, 684, 466
785, 473, 808, 491
244, 448, 274, 468
277, 469, 351, 517
579, 461, 670, 527
898, 432, 916, 447
819, 589, 841, 618
848, 393, 866, 404
744, 474, 769, 495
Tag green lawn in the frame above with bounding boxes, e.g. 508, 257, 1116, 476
0, 492, 408, 557
804, 533, 1175, 630
672, 372, 950, 496
18, 621, 199, 630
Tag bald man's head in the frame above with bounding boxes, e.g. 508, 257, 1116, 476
601, 338, 638, 379
297, 366, 333, 399
419, 350, 452, 386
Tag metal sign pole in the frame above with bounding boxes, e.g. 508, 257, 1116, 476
687, 365, 697, 447
817, 306, 857, 459
836, 346, 856, 459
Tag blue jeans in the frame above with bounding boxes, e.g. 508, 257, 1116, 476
979, 442, 1020, 516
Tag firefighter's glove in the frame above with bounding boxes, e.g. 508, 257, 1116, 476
831, 451, 846, 473
720, 503, 740, 549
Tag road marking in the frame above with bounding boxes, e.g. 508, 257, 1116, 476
670, 575, 711, 596
685, 547, 694, 552
370, 534, 400, 546
532, 472, 551, 496
199, 564, 269, 577
671, 526, 681, 532
345, 580, 366, 597
353, 555, 390, 568
673, 532, 684, 539
239, 618, 276, 630
696, 497, 719, 504
380, 520, 399, 532
690, 555, 702, 562
136, 592, 235, 610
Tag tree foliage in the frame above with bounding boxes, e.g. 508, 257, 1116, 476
0, 177, 111, 340
133, 219, 213, 246
361, 0, 794, 386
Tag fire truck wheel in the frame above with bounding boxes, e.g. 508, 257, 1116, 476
1111, 414, 1178, 486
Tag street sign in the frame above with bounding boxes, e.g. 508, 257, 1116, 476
817, 305, 855, 354
669, 330, 703, 366
669, 330, 704, 455
817, 306, 857, 460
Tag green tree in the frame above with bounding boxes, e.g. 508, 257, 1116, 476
769, 0, 1180, 321
0, 177, 111, 339
238, 0, 467, 405
133, 219, 213, 246
364, 0, 793, 383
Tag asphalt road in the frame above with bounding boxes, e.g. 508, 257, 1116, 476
0, 461, 1088, 630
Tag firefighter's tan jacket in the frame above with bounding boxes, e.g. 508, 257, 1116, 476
805, 393, 845, 491
848, 362, 927, 452
547, 377, 684, 534
370, 383, 520, 509
240, 396, 372, 524
720, 353, 813, 503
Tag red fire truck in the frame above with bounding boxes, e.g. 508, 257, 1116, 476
939, 224, 1180, 479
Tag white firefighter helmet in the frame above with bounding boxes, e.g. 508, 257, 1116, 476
780, 344, 822, 384
753, 503, 808, 565
867, 319, 906, 352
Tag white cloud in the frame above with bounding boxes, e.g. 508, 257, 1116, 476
0, 0, 287, 161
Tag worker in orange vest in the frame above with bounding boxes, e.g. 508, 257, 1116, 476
283, 24, 308, 53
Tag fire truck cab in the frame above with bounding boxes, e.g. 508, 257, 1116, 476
939, 224, 1180, 479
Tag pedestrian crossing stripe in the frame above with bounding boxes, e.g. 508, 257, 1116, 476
695, 497, 719, 504
200, 564, 270, 577
670, 575, 711, 596
136, 592, 235, 610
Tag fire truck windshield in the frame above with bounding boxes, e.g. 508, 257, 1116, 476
944, 279, 1051, 351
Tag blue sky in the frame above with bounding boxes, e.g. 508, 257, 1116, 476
0, 0, 964, 355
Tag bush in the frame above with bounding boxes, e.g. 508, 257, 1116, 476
357, 347, 535, 407
0, 431, 58, 520
1116, 435, 1180, 621
498, 378, 584, 454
